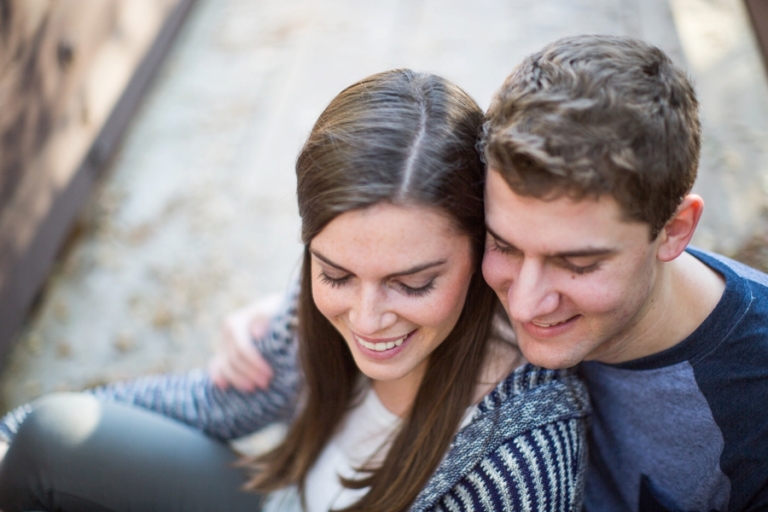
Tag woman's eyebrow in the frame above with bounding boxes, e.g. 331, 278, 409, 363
386, 260, 446, 278
310, 249, 446, 278
310, 250, 350, 272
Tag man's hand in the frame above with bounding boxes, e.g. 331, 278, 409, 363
208, 295, 281, 392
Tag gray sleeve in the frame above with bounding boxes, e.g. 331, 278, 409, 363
0, 283, 302, 443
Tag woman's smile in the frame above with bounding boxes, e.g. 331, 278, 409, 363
309, 202, 474, 400
352, 329, 418, 359
352, 330, 415, 353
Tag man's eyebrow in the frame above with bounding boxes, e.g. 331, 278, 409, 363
310, 249, 447, 278
555, 248, 616, 258
486, 226, 615, 258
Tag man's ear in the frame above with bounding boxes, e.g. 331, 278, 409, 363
657, 194, 704, 262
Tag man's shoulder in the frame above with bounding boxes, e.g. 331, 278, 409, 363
582, 248, 768, 511
687, 247, 768, 341
687, 246, 768, 290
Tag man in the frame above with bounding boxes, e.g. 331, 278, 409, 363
480, 35, 768, 511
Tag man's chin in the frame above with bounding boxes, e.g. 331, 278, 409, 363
517, 339, 584, 370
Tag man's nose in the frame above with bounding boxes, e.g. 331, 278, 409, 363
348, 285, 397, 335
506, 258, 559, 323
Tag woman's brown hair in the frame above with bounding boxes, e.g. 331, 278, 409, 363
245, 69, 497, 511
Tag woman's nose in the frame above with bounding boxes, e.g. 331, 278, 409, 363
348, 285, 398, 335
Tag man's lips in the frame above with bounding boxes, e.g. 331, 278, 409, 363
521, 315, 580, 337
531, 317, 573, 328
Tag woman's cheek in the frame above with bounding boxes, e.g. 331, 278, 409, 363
312, 283, 346, 320
421, 269, 473, 330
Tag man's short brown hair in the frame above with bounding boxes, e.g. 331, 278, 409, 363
482, 35, 701, 239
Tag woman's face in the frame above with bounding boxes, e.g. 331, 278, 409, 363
310, 203, 475, 392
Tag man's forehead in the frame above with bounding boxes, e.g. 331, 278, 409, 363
484, 169, 647, 249
484, 169, 616, 219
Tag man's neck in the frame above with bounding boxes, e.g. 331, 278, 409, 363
608, 251, 726, 363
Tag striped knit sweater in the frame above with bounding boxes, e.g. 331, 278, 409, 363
0, 291, 590, 511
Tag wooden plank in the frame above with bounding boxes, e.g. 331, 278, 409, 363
0, 0, 196, 362
745, 0, 768, 75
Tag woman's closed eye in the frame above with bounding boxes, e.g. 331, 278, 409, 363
396, 279, 436, 298
319, 270, 352, 288
318, 269, 437, 297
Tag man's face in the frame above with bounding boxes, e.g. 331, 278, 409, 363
482, 169, 663, 368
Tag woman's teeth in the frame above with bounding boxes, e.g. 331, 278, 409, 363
355, 334, 406, 352
532, 318, 569, 328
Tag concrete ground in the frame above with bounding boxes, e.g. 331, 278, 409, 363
2, 0, 767, 411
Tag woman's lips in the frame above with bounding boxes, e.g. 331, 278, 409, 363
353, 330, 417, 355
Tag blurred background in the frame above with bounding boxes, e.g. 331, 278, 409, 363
1, 0, 767, 411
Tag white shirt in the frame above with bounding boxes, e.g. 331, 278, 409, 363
263, 383, 476, 511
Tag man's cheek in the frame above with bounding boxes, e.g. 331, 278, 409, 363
571, 280, 628, 317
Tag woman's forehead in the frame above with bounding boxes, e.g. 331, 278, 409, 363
310, 203, 471, 272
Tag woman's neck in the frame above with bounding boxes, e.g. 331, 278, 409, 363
371, 362, 426, 417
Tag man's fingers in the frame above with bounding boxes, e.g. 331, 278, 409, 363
209, 294, 282, 392
209, 358, 231, 390
249, 314, 270, 340
221, 328, 273, 384
211, 354, 264, 392
221, 332, 272, 390
221, 319, 274, 383
235, 341, 273, 382
228, 324, 270, 369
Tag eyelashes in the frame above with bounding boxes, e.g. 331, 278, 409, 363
563, 261, 600, 274
319, 271, 352, 288
318, 271, 436, 297
399, 280, 436, 297
490, 238, 517, 256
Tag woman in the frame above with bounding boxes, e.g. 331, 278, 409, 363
0, 69, 589, 511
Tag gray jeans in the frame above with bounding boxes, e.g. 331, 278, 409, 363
0, 393, 264, 512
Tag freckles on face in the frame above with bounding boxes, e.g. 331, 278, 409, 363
309, 203, 475, 386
